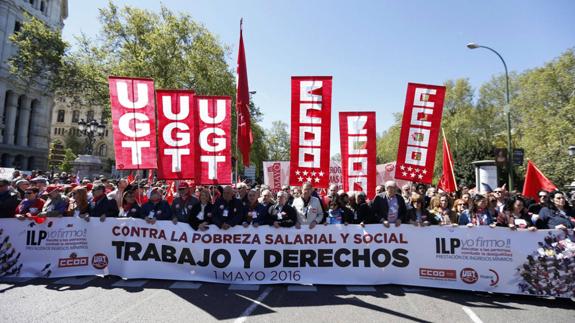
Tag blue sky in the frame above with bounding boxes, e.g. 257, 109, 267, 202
62, 0, 575, 157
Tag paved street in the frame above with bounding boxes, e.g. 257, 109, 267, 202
0, 276, 573, 323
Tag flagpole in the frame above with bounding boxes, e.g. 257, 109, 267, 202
234, 18, 243, 184
441, 127, 457, 189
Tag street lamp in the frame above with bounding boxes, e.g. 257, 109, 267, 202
78, 118, 106, 155
467, 42, 514, 191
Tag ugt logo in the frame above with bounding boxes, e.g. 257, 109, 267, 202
435, 238, 461, 254
26, 230, 47, 246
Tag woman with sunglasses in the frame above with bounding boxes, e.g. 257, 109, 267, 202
451, 199, 466, 224
536, 190, 575, 230
15, 188, 45, 220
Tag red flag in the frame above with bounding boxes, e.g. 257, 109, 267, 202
236, 19, 253, 166
289, 76, 332, 188
147, 170, 154, 185
108, 77, 157, 170
156, 89, 196, 180
522, 160, 557, 200
339, 112, 377, 199
165, 181, 175, 205
437, 130, 457, 193
395, 83, 446, 184
127, 171, 134, 184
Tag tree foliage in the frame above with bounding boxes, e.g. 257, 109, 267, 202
8, 14, 67, 93
265, 121, 290, 161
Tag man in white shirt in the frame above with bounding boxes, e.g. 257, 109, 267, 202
292, 182, 324, 229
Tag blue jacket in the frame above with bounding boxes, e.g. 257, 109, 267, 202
141, 200, 172, 220
458, 209, 493, 226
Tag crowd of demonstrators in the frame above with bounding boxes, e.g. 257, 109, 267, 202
1, 169, 574, 232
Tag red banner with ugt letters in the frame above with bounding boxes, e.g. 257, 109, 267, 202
289, 76, 332, 188
340, 112, 377, 199
395, 83, 446, 184
156, 90, 196, 180
108, 77, 157, 170
195, 96, 232, 185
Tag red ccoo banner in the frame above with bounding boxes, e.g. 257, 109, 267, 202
108, 77, 157, 170
395, 83, 446, 184
340, 112, 377, 199
195, 96, 232, 185
289, 76, 332, 188
156, 90, 196, 180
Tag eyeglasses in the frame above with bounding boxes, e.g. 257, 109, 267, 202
539, 195, 548, 198
494, 191, 502, 194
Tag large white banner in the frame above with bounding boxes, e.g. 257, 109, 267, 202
1, 218, 573, 298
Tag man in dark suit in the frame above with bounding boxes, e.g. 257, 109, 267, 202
370, 180, 407, 227
88, 184, 119, 221
0, 179, 20, 218
267, 191, 297, 228
212, 185, 244, 230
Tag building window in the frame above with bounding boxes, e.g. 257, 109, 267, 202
72, 110, 80, 123
105, 129, 109, 137
98, 144, 107, 157
40, 1, 45, 13
53, 128, 57, 135
56, 110, 65, 123
14, 21, 21, 33
29, 0, 35, 5
87, 110, 94, 121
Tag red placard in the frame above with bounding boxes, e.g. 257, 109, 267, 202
340, 112, 377, 199
289, 76, 332, 188
195, 96, 232, 185
156, 90, 196, 180
108, 77, 157, 170
395, 83, 446, 184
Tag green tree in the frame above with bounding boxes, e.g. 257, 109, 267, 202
8, 14, 67, 93
61, 148, 77, 173
64, 129, 83, 155
266, 121, 290, 161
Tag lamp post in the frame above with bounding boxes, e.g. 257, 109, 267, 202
77, 118, 106, 155
568, 146, 575, 190
467, 42, 514, 191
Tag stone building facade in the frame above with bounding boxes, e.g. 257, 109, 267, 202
50, 101, 114, 161
0, 0, 68, 170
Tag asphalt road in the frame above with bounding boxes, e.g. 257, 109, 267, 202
0, 276, 573, 323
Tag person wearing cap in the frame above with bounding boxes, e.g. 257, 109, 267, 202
15, 187, 44, 220
171, 182, 199, 224
0, 179, 20, 218
212, 185, 244, 230
141, 187, 172, 223
242, 189, 268, 227
87, 184, 119, 221
369, 180, 408, 227
292, 182, 324, 229
14, 179, 30, 200
40, 185, 69, 217
267, 191, 297, 228
189, 188, 213, 231
31, 177, 48, 197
